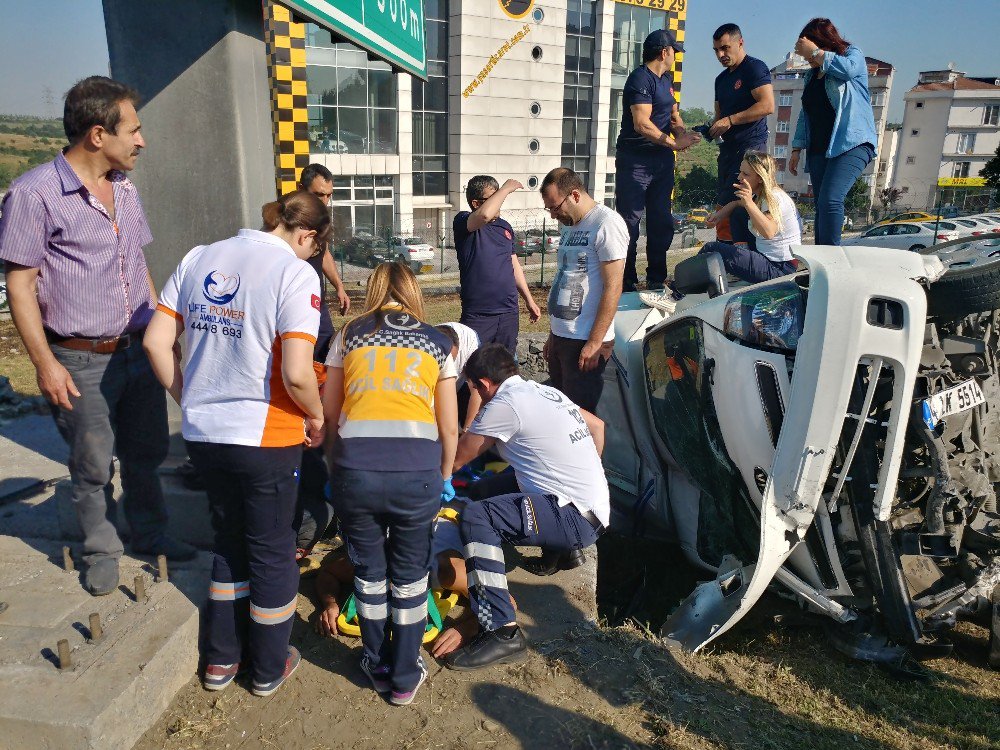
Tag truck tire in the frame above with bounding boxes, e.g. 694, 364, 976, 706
919, 238, 1000, 319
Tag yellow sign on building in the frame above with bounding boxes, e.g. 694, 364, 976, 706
937, 177, 987, 187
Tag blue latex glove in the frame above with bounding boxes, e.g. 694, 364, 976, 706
441, 476, 456, 503
323, 481, 333, 501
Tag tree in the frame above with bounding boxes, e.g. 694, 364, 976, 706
981, 144, 1000, 190
676, 165, 717, 209
876, 186, 902, 221
844, 177, 871, 218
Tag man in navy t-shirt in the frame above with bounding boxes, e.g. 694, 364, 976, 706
708, 24, 774, 244
453, 176, 541, 353
614, 29, 701, 292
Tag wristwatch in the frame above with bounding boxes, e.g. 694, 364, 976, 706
810, 49, 823, 58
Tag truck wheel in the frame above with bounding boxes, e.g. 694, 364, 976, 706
919, 238, 1000, 319
909, 244, 925, 251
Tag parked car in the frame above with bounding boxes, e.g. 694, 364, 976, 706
524, 228, 561, 253
842, 221, 958, 250
951, 217, 1000, 236
686, 208, 712, 225
672, 213, 688, 232
342, 235, 392, 267
602, 237, 1000, 670
875, 211, 942, 226
389, 236, 435, 264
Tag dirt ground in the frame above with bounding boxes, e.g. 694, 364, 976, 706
133, 535, 1000, 750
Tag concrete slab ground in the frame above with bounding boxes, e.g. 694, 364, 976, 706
0, 414, 69, 500
0, 536, 211, 750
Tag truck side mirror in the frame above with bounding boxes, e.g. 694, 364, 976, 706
673, 253, 728, 298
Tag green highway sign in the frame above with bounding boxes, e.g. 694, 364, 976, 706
282, 0, 427, 79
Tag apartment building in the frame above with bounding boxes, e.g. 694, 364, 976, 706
764, 52, 894, 206
891, 69, 1000, 209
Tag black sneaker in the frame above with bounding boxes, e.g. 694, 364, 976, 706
524, 548, 585, 576
444, 625, 528, 671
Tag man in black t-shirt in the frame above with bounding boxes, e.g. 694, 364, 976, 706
453, 176, 541, 353
708, 24, 774, 244
614, 30, 701, 292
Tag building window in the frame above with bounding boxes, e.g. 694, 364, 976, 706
412, 0, 449, 197
604, 172, 616, 209
305, 28, 398, 155
776, 121, 790, 133
953, 162, 971, 178
985, 104, 1000, 126
773, 145, 788, 158
778, 93, 792, 107
777, 170, 786, 183
910, 129, 919, 137
608, 2, 671, 157
562, 0, 597, 187
870, 91, 885, 107
330, 175, 395, 242
905, 156, 915, 164
915, 101, 924, 109
957, 132, 977, 153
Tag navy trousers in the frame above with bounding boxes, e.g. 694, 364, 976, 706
460, 309, 519, 355
807, 143, 875, 245
330, 467, 440, 693
460, 493, 600, 630
615, 148, 675, 288
699, 241, 797, 284
187, 441, 301, 684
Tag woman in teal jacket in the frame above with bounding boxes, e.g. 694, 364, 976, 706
788, 18, 877, 245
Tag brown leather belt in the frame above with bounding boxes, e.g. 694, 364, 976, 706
47, 331, 139, 355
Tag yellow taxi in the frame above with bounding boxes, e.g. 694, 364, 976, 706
875, 211, 941, 226
686, 208, 712, 225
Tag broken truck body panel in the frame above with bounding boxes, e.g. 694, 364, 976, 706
602, 242, 1000, 658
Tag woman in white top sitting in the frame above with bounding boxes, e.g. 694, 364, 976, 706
701, 151, 801, 283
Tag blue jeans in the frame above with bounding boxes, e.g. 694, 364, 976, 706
807, 143, 875, 245
330, 467, 440, 692
615, 147, 675, 288
699, 241, 797, 284
187, 441, 302, 684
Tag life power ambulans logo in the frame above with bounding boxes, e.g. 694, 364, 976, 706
734, 80, 743, 90
385, 311, 423, 331
499, 0, 533, 20
311, 294, 321, 311
202, 271, 241, 305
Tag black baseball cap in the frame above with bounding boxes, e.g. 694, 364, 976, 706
643, 29, 684, 55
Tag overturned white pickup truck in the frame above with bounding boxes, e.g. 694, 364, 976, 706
600, 239, 1000, 672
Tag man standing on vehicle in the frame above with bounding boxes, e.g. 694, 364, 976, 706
615, 29, 701, 292
0, 76, 195, 596
541, 167, 628, 414
708, 24, 774, 243
453, 176, 541, 354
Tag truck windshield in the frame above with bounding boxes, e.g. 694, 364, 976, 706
643, 318, 759, 566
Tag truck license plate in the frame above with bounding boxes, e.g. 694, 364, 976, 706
922, 378, 985, 429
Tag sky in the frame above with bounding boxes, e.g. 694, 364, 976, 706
0, 0, 998, 122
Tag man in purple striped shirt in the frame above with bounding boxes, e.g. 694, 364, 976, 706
0, 76, 194, 596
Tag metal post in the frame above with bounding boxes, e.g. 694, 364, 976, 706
57, 639, 72, 670
88, 612, 103, 643
540, 216, 546, 287
933, 185, 943, 246
134, 574, 147, 604
156, 554, 168, 584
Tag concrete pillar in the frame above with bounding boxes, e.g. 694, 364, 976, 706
102, 0, 275, 285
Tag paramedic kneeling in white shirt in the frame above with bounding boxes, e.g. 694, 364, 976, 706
441, 343, 608, 673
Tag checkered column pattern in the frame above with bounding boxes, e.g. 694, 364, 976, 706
263, 1, 309, 196
668, 10, 686, 103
